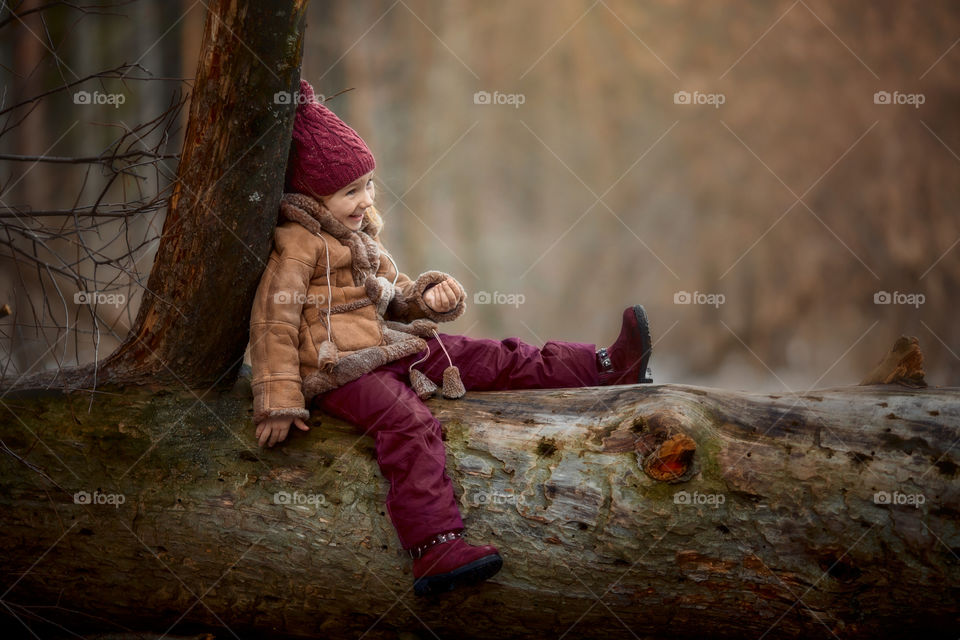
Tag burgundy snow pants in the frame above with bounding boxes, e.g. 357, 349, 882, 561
313, 333, 599, 549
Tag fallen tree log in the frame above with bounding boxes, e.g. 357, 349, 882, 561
1, 372, 958, 639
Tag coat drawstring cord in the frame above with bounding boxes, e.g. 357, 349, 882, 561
407, 343, 437, 399
432, 328, 466, 398
382, 250, 401, 288
315, 233, 338, 372
316, 228, 395, 373
407, 329, 465, 400
315, 228, 464, 399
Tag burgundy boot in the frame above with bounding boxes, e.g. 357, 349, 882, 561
410, 530, 502, 596
597, 305, 653, 385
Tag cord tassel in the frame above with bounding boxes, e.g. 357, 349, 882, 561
433, 329, 465, 399
316, 339, 338, 372
410, 368, 438, 399
408, 343, 437, 399
441, 365, 465, 398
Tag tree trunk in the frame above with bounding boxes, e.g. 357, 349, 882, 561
101, 0, 310, 387
11, 0, 310, 393
1, 377, 958, 639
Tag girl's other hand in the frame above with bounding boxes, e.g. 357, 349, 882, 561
256, 416, 310, 448
423, 278, 462, 313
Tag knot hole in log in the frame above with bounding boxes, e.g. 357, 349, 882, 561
601, 410, 698, 483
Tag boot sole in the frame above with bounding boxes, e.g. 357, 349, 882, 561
632, 304, 653, 383
413, 553, 503, 597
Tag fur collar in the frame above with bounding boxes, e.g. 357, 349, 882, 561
278, 192, 384, 286
279, 192, 383, 239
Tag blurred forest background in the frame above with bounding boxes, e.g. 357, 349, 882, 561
2, 0, 958, 392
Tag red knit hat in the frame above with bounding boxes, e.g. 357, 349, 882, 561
285, 79, 376, 197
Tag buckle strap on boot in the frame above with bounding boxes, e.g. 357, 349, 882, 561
409, 530, 463, 559
596, 347, 613, 372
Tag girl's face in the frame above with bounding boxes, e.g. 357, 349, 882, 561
321, 171, 375, 231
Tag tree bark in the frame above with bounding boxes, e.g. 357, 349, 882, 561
101, 0, 310, 387
10, 0, 310, 393
1, 378, 958, 639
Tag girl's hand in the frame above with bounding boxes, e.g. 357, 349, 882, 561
256, 416, 310, 448
423, 278, 462, 313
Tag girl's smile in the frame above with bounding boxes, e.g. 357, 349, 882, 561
320, 170, 376, 230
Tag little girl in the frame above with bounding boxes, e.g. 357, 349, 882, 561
250, 79, 653, 597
